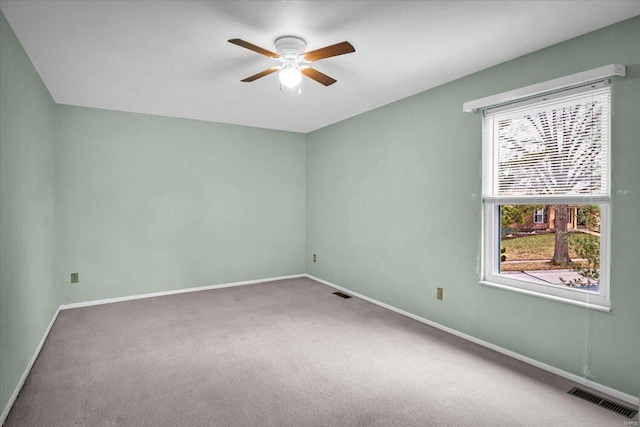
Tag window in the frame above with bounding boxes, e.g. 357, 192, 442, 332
533, 208, 546, 224
481, 82, 611, 310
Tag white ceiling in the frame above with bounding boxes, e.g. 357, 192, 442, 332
2, 1, 639, 133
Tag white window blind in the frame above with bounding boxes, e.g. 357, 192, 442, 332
483, 84, 610, 203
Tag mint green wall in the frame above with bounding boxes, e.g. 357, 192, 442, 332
2, 7, 639, 418
306, 16, 640, 399
0, 12, 59, 413
56, 106, 306, 303
1, 8, 306, 415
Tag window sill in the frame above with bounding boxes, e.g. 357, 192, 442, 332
479, 280, 611, 312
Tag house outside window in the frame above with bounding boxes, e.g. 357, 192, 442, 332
481, 82, 611, 310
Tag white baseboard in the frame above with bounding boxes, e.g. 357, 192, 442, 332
2, 274, 305, 425
59, 274, 306, 310
1, 306, 61, 426
304, 274, 639, 407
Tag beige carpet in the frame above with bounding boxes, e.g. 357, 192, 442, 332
5, 277, 637, 426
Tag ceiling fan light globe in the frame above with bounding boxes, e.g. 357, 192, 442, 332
279, 68, 302, 88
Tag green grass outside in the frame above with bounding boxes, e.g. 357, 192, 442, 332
500, 232, 599, 271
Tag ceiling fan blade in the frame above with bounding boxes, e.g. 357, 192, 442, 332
302, 68, 337, 86
228, 39, 279, 58
241, 67, 279, 82
303, 41, 355, 62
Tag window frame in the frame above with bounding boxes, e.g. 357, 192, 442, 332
480, 82, 612, 312
533, 208, 546, 224
482, 202, 610, 311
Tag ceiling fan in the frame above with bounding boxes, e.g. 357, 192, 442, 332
228, 36, 355, 89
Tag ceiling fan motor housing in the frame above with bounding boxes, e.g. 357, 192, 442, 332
275, 36, 306, 59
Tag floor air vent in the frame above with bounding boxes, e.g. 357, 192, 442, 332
333, 292, 352, 299
567, 387, 638, 419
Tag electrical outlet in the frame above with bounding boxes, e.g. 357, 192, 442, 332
437, 287, 443, 300
313, 254, 317, 262
71, 273, 79, 284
